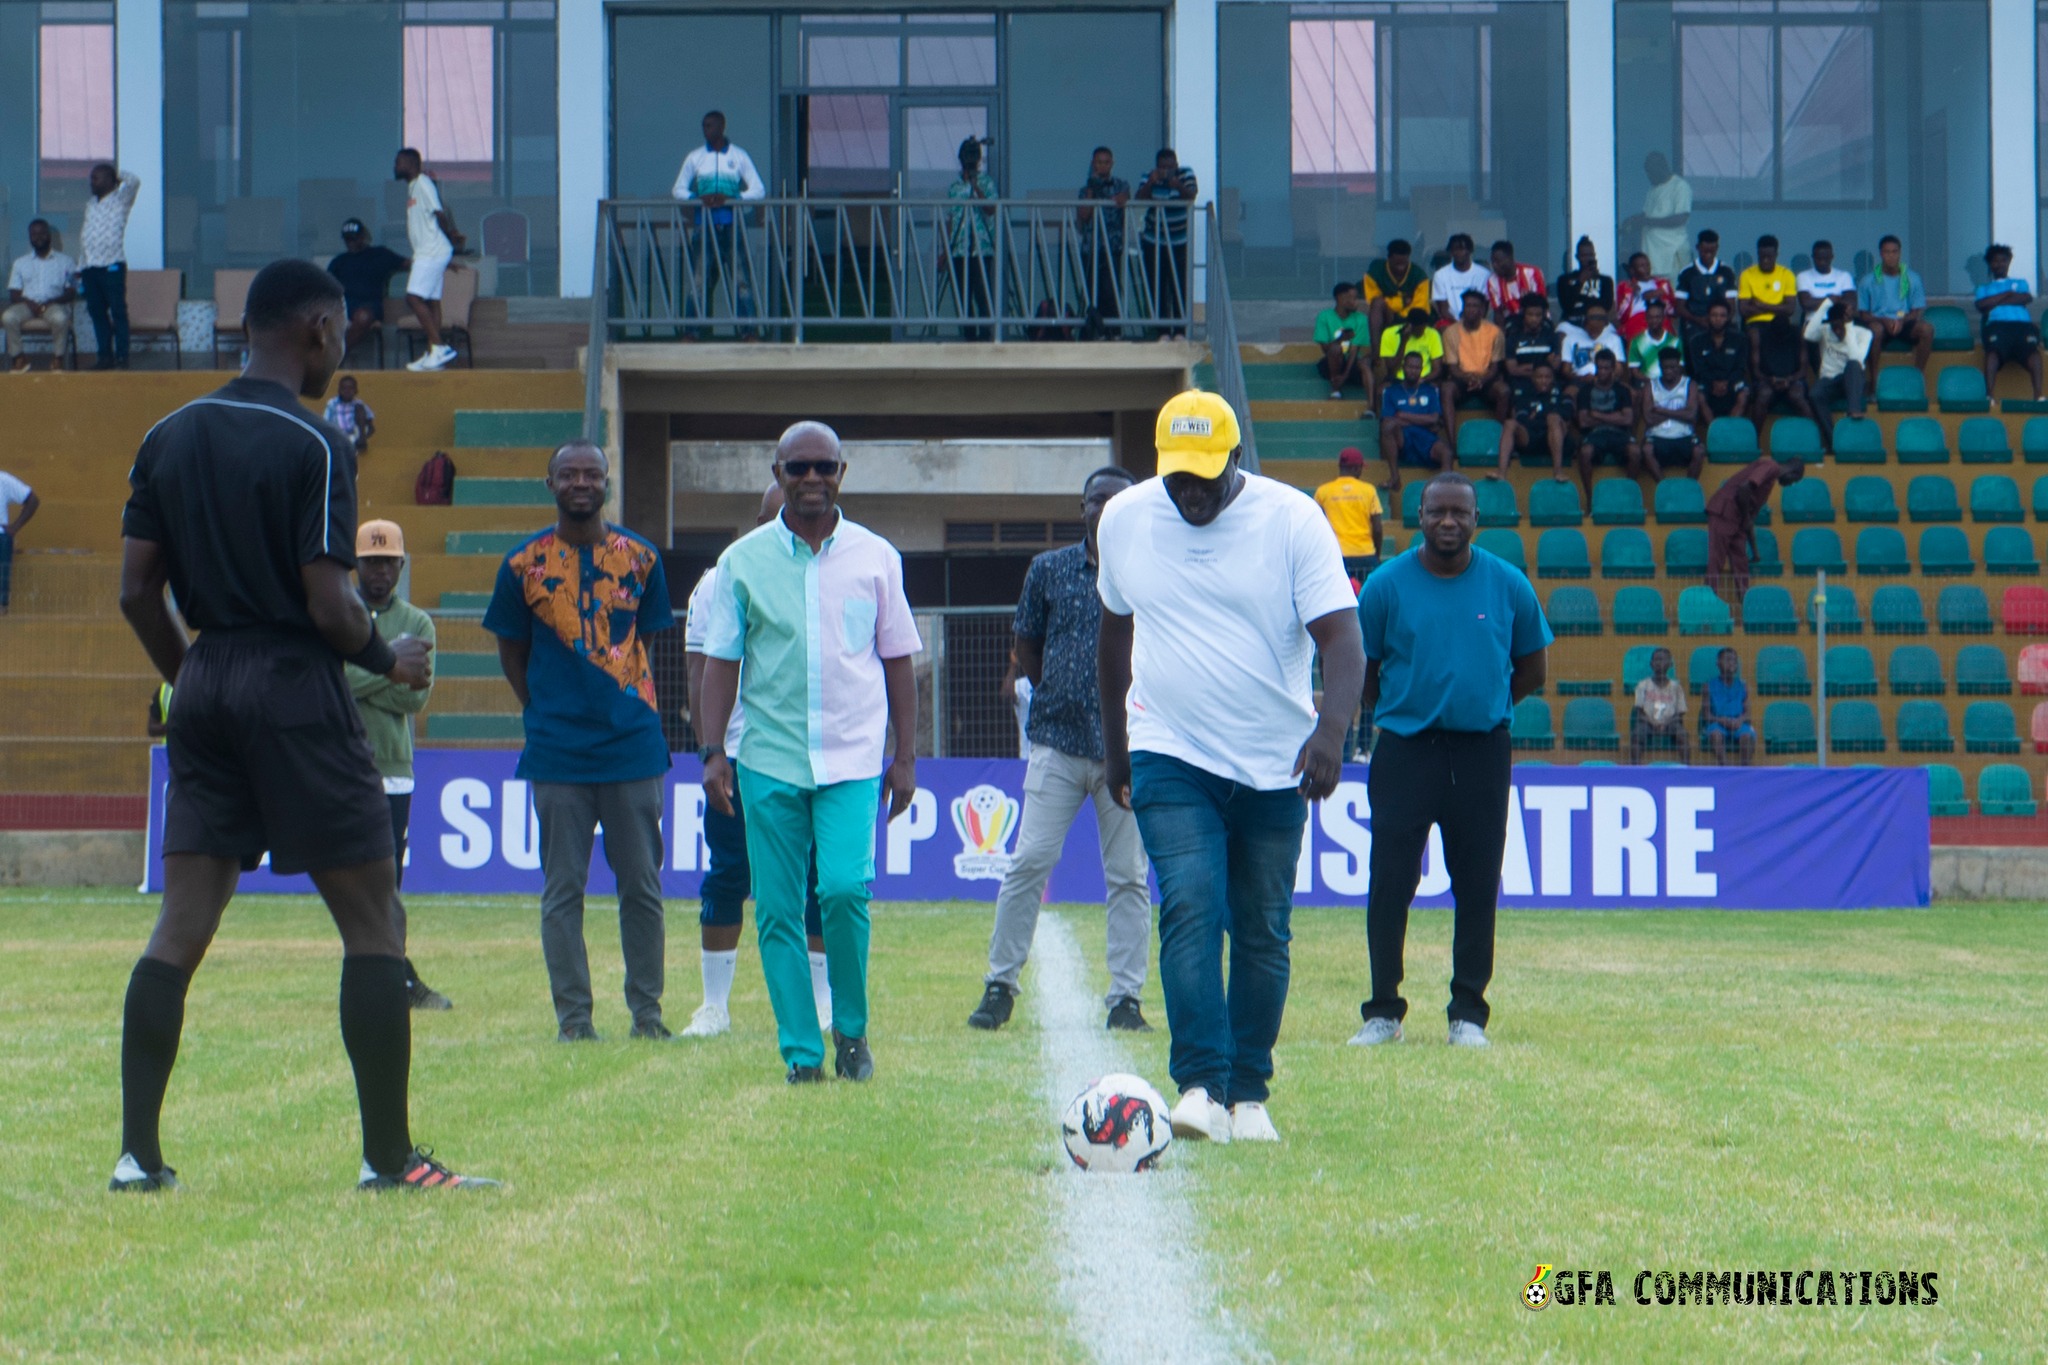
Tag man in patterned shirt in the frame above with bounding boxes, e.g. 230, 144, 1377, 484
968, 466, 1151, 1035
79, 164, 140, 369
483, 440, 677, 1042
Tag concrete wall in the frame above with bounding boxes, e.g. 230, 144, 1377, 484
1930, 847, 2048, 902
0, 832, 146, 889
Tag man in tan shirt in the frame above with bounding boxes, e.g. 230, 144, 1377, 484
1438, 289, 1503, 443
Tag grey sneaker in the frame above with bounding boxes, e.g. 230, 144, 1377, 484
1448, 1020, 1490, 1048
1347, 1018, 1403, 1046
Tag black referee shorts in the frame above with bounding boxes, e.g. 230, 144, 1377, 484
164, 631, 393, 876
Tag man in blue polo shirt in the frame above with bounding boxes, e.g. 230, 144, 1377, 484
1353, 472, 1550, 1048
1975, 243, 2043, 404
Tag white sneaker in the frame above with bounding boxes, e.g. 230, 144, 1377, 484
678, 1003, 730, 1038
1448, 1020, 1490, 1048
1167, 1087, 1232, 1144
1229, 1102, 1280, 1142
1348, 1018, 1403, 1046
408, 344, 456, 372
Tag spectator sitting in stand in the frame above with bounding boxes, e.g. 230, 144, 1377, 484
1616, 251, 1676, 341
1553, 236, 1614, 326
1313, 282, 1372, 402
1378, 306, 1444, 389
1856, 234, 1931, 374
1703, 647, 1756, 766
1627, 296, 1685, 377
1312, 447, 1385, 582
1750, 298, 1818, 428
1794, 240, 1856, 321
1438, 289, 1503, 441
1484, 239, 1546, 319
4, 218, 75, 373
1556, 301, 1626, 380
1430, 234, 1490, 328
1687, 299, 1750, 421
1639, 348, 1705, 483
1976, 243, 2044, 404
1674, 229, 1738, 337
1804, 298, 1873, 451
1362, 238, 1431, 346
1737, 235, 1798, 330
1378, 349, 1452, 492
1574, 348, 1638, 504
323, 375, 376, 457
1495, 359, 1574, 487
326, 219, 409, 356
1630, 647, 1690, 765
1497, 292, 1559, 419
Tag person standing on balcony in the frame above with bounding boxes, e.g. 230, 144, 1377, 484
673, 111, 767, 336
1622, 152, 1692, 280
394, 148, 464, 372
79, 164, 140, 370
1135, 148, 1198, 338
1076, 147, 1131, 340
946, 138, 998, 341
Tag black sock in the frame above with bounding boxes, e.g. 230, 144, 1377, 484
339, 955, 413, 1177
121, 957, 191, 1172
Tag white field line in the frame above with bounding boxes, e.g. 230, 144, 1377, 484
1032, 912, 1256, 1365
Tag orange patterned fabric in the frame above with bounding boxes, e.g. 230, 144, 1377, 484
505, 530, 661, 711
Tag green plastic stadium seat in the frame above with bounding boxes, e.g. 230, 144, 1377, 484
1958, 417, 2014, 464
1706, 417, 1760, 464
1456, 419, 1504, 467
2026, 419, 2048, 463
2007, 585, 2048, 633
1829, 418, 1886, 464
1871, 585, 1929, 635
1653, 478, 1706, 525
1875, 367, 1929, 413
1475, 478, 1520, 527
1917, 526, 1975, 576
1907, 475, 1961, 522
1895, 701, 1955, 753
1926, 763, 1970, 815
1535, 528, 1591, 578
1742, 585, 1799, 634
1985, 527, 2041, 575
1612, 586, 1669, 635
1970, 474, 2024, 523
1511, 696, 1555, 751
1829, 700, 1886, 753
1978, 764, 2040, 816
1888, 645, 1945, 695
1936, 367, 1992, 413
1665, 527, 1709, 577
1768, 417, 1823, 459
1937, 584, 1995, 635
1401, 481, 1424, 528
1754, 646, 1810, 696
1562, 698, 1621, 751
1842, 476, 1899, 523
1751, 526, 1784, 577
1590, 480, 1646, 526
1476, 528, 1527, 572
1620, 645, 1659, 691
1964, 701, 2023, 753
1894, 418, 1951, 464
1545, 586, 1602, 635
1763, 701, 1818, 754
1676, 585, 1732, 635
1926, 305, 1973, 351
1779, 480, 1835, 523
2035, 476, 2048, 520
1854, 526, 1910, 576
1955, 645, 2013, 696
1527, 480, 1584, 527
1790, 527, 1846, 575
1823, 645, 1878, 696
1806, 582, 1861, 634
1685, 644, 1724, 695
1599, 528, 1656, 579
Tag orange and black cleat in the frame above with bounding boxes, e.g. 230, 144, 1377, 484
358, 1147, 500, 1192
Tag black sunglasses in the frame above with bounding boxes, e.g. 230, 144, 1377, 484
781, 459, 842, 478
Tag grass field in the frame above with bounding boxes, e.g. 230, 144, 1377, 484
2, 891, 2045, 1362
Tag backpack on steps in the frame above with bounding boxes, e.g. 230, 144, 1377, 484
414, 450, 456, 505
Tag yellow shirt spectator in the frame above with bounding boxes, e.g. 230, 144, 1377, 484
1738, 263, 1798, 322
1313, 463, 1384, 559
1378, 322, 1443, 380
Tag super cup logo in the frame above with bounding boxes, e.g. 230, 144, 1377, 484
950, 784, 1019, 880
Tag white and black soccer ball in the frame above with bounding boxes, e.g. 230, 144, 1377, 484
1523, 1281, 1550, 1311
1061, 1073, 1172, 1173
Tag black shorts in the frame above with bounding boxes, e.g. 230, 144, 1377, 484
1584, 426, 1631, 461
1649, 434, 1697, 469
1984, 321, 2039, 364
163, 631, 393, 876
1701, 383, 1747, 417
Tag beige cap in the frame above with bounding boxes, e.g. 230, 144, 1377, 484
356, 519, 406, 557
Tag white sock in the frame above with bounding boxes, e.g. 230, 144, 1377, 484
701, 949, 738, 1012
810, 950, 832, 1022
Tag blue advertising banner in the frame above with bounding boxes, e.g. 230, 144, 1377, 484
144, 750, 1931, 908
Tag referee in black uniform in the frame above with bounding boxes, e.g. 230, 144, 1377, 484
112, 259, 493, 1193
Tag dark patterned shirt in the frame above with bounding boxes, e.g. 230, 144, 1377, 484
1014, 543, 1107, 759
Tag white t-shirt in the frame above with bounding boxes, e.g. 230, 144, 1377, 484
685, 566, 745, 757
0, 470, 31, 526
1796, 267, 1856, 306
1096, 474, 1357, 791
405, 174, 451, 258
1555, 322, 1627, 377
1432, 262, 1491, 317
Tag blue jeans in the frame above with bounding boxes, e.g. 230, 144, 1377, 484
81, 264, 129, 363
1129, 752, 1307, 1105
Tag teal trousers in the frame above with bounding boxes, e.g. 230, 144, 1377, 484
736, 765, 879, 1067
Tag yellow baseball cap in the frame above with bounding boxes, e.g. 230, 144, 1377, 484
356, 519, 406, 557
1154, 390, 1241, 480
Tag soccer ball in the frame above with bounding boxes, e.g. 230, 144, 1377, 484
1060, 1073, 1172, 1173
1523, 1281, 1550, 1311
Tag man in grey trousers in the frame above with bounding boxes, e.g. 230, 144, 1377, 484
968, 467, 1153, 1033
483, 441, 678, 1041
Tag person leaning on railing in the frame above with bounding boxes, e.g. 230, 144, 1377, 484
1134, 149, 1198, 338
945, 138, 998, 341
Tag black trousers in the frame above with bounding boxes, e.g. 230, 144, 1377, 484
81, 264, 129, 363
1363, 724, 1513, 1027
388, 792, 411, 889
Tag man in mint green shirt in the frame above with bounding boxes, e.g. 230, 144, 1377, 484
1313, 281, 1371, 402
698, 422, 922, 1083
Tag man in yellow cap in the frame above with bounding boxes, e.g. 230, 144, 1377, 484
1095, 390, 1364, 1144
345, 519, 449, 1010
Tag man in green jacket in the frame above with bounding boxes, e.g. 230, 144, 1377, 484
346, 519, 450, 1010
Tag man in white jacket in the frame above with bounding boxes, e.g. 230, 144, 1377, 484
673, 111, 766, 335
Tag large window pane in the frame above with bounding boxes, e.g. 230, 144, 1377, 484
1290, 20, 1375, 183
1680, 25, 1774, 196
804, 94, 892, 194
404, 24, 494, 170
